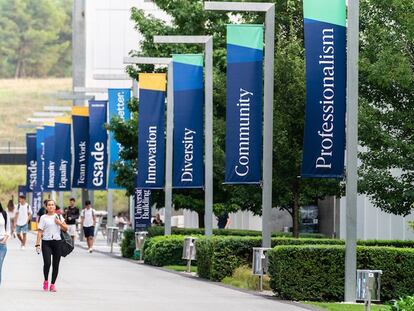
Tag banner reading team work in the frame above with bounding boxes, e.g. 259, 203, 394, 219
301, 0, 346, 178
108, 88, 131, 189
87, 101, 108, 190
26, 133, 37, 192
134, 188, 152, 232
225, 24, 263, 184
54, 117, 71, 191
137, 74, 166, 189
72, 107, 89, 189
173, 54, 204, 188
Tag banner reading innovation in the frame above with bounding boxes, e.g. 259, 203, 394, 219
108, 88, 131, 189
172, 54, 204, 188
54, 117, 72, 191
301, 0, 347, 178
87, 101, 108, 190
26, 133, 37, 192
72, 107, 89, 189
137, 74, 166, 189
36, 128, 45, 191
134, 188, 152, 232
225, 24, 264, 184
43, 124, 56, 191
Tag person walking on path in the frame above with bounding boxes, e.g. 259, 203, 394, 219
81, 200, 96, 253
15, 194, 32, 250
64, 198, 80, 242
35, 199, 68, 292
0, 202, 11, 286
6, 199, 16, 238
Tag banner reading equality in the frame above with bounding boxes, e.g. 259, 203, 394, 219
108, 88, 131, 189
43, 124, 56, 191
72, 107, 89, 189
301, 0, 347, 178
54, 117, 72, 191
36, 128, 45, 191
134, 188, 152, 232
26, 133, 37, 192
87, 101, 108, 190
172, 54, 204, 188
137, 74, 166, 189
225, 24, 264, 184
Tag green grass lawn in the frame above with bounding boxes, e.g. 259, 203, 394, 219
163, 265, 198, 273
304, 302, 387, 311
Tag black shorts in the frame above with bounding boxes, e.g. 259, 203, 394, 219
83, 226, 95, 238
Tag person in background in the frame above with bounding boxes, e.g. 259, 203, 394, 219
14, 194, 32, 250
114, 212, 127, 230
64, 198, 80, 242
0, 202, 11, 286
36, 200, 47, 223
217, 212, 231, 229
152, 213, 164, 227
81, 200, 96, 253
6, 200, 16, 238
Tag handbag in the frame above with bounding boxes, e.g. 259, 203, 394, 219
58, 216, 74, 257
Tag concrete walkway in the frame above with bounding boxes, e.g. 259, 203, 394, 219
0, 234, 309, 311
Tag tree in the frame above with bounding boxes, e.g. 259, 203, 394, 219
358, 0, 414, 216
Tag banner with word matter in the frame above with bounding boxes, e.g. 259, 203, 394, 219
225, 24, 264, 184
134, 188, 152, 232
108, 88, 131, 189
54, 117, 72, 191
72, 107, 89, 189
25, 133, 37, 192
44, 124, 56, 191
172, 54, 204, 188
87, 101, 108, 190
137, 74, 166, 189
301, 0, 346, 178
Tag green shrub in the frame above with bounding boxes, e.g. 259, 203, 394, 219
268, 245, 414, 302
222, 265, 270, 291
143, 235, 188, 266
120, 229, 136, 258
390, 296, 414, 311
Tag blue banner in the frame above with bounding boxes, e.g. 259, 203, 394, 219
43, 125, 56, 191
36, 128, 45, 191
54, 118, 72, 191
137, 74, 166, 189
301, 0, 347, 178
108, 88, 131, 189
225, 25, 264, 184
72, 107, 89, 189
31, 190, 43, 221
18, 185, 26, 197
172, 55, 204, 188
134, 188, 152, 232
87, 101, 108, 190
26, 133, 37, 192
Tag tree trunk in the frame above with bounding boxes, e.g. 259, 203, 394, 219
292, 189, 300, 238
198, 211, 205, 229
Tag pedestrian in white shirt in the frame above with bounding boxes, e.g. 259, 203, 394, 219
15, 195, 32, 250
6, 199, 16, 238
81, 200, 96, 253
0, 202, 11, 286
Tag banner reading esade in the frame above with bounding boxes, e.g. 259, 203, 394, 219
301, 0, 346, 178
137, 74, 166, 189
54, 117, 71, 191
26, 133, 37, 192
43, 124, 56, 191
173, 54, 204, 188
72, 107, 89, 189
225, 24, 264, 184
134, 188, 152, 232
87, 101, 108, 190
108, 88, 131, 189
36, 128, 45, 191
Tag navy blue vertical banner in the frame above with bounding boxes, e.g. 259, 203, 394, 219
108, 88, 131, 189
26, 133, 37, 192
225, 25, 264, 184
36, 128, 45, 191
301, 0, 346, 178
18, 185, 26, 197
134, 188, 152, 232
172, 55, 204, 188
87, 101, 108, 190
31, 190, 43, 221
72, 107, 89, 188
43, 125, 56, 191
54, 118, 72, 191
137, 74, 166, 189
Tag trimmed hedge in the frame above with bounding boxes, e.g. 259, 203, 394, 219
121, 229, 136, 258
268, 245, 414, 302
143, 235, 189, 266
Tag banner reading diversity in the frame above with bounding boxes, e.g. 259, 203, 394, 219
54, 117, 71, 191
134, 188, 152, 232
72, 107, 89, 189
26, 133, 37, 192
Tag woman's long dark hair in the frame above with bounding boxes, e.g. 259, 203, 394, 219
0, 202, 4, 213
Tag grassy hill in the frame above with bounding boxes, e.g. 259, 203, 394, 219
0, 79, 129, 214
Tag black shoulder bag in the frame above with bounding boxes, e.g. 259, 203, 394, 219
58, 215, 74, 257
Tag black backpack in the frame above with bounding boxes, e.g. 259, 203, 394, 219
1, 211, 7, 231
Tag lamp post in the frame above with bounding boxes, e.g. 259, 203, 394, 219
123, 56, 173, 235
153, 35, 214, 236
204, 1, 275, 247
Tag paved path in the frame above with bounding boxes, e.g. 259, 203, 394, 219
0, 234, 309, 311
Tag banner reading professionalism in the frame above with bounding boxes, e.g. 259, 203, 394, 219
134, 188, 152, 231
43, 124, 56, 191
137, 74, 166, 189
26, 133, 37, 192
54, 117, 72, 191
225, 24, 264, 184
108, 88, 131, 189
87, 101, 108, 190
172, 54, 204, 188
72, 107, 89, 188
36, 128, 45, 191
301, 0, 346, 178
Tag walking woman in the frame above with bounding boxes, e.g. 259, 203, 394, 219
35, 199, 68, 292
0, 202, 11, 286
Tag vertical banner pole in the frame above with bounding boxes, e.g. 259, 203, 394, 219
131, 79, 138, 229
262, 5, 275, 248
59, 192, 64, 209
345, 0, 359, 302
108, 189, 113, 226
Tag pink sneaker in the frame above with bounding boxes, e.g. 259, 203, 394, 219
43, 281, 49, 291
49, 284, 56, 292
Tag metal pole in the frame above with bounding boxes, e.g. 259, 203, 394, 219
59, 192, 64, 209
108, 189, 113, 226
344, 0, 360, 303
